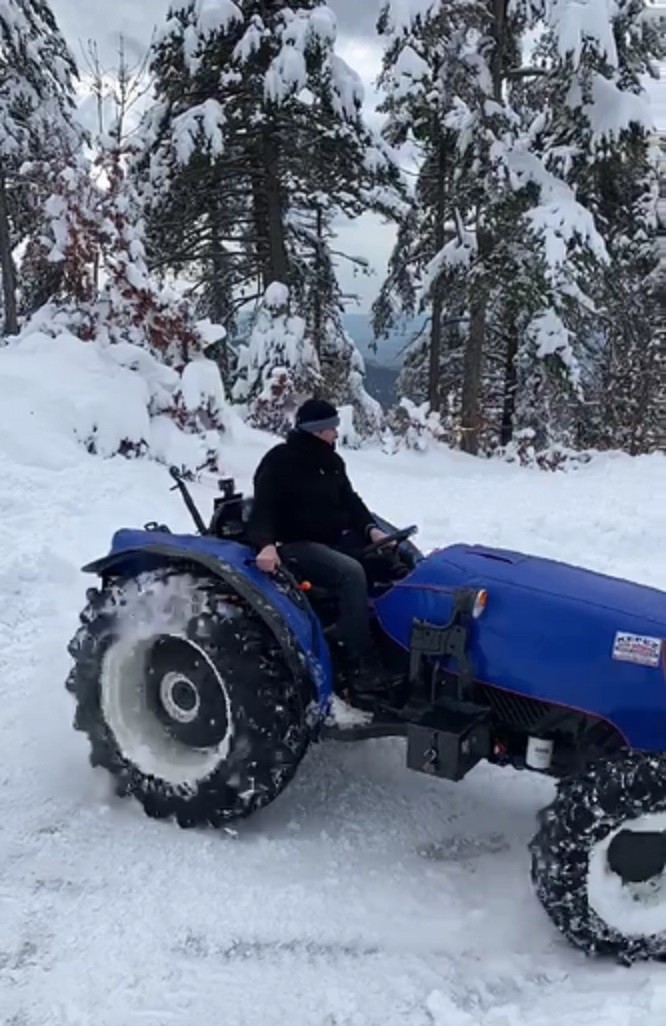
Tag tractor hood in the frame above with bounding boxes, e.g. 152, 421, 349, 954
375, 544, 666, 749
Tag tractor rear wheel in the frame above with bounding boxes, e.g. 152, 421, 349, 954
530, 751, 666, 962
66, 567, 313, 827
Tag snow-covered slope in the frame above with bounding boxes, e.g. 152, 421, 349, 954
1, 335, 666, 1025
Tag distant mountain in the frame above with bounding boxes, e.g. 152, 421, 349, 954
233, 309, 420, 371
341, 312, 425, 405
342, 312, 422, 370
363, 362, 399, 406
231, 308, 416, 405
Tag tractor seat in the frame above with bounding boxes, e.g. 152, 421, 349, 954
209, 488, 253, 541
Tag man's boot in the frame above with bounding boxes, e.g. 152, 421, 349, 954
329, 639, 406, 708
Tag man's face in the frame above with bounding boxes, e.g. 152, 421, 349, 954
315, 427, 338, 447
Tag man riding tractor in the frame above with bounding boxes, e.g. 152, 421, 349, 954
246, 398, 406, 697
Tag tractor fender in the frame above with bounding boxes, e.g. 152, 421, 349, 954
81, 538, 332, 708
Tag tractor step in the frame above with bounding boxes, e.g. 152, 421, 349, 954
406, 697, 491, 782
321, 696, 492, 783
320, 716, 407, 742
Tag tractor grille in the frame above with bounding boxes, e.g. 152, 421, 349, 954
475, 683, 553, 733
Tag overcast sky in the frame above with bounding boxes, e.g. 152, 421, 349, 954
49, 0, 383, 61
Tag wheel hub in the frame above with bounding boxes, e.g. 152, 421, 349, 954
145, 635, 229, 748
607, 829, 666, 886
159, 672, 201, 724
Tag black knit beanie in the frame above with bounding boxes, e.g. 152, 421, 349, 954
295, 398, 340, 434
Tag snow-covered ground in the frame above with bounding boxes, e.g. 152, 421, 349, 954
1, 335, 665, 1026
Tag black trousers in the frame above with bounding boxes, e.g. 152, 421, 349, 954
280, 540, 371, 661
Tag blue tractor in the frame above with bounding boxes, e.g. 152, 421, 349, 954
66, 469, 666, 963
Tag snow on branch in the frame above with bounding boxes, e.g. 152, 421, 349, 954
329, 54, 365, 119
172, 98, 227, 163
568, 71, 652, 141
233, 283, 320, 433
527, 309, 582, 393
545, 0, 619, 68
263, 4, 362, 117
194, 0, 243, 38
491, 139, 609, 271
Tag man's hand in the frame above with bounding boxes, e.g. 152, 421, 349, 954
368, 527, 395, 548
256, 544, 281, 574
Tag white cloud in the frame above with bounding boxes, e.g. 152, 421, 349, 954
50, 0, 171, 66
50, 0, 385, 66
334, 212, 397, 313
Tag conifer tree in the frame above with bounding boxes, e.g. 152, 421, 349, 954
375, 0, 659, 456
569, 3, 662, 453
504, 0, 662, 453
140, 0, 402, 432
0, 0, 79, 335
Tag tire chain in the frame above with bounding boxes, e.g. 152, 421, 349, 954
65, 567, 313, 828
530, 751, 666, 963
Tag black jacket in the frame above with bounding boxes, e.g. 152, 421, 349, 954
246, 430, 375, 548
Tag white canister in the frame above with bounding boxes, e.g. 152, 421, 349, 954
526, 735, 554, 771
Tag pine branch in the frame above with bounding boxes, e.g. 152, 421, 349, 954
505, 66, 550, 80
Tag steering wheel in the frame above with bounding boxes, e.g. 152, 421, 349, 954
362, 525, 418, 558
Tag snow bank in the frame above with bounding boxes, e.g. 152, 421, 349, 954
0, 327, 236, 474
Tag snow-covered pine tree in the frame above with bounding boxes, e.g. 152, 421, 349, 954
290, 198, 384, 439
139, 2, 247, 341
373, 0, 463, 422
502, 0, 663, 455
579, 134, 661, 455
140, 0, 402, 435
374, 0, 554, 454
285, 34, 403, 434
0, 0, 79, 335
653, 133, 666, 453
546, 0, 663, 455
376, 0, 655, 457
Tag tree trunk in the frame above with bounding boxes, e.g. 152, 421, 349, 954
458, 0, 507, 454
428, 289, 444, 412
312, 206, 324, 360
500, 322, 518, 445
252, 128, 289, 291
460, 292, 486, 454
427, 128, 448, 413
209, 195, 231, 325
209, 213, 234, 383
490, 0, 507, 103
0, 166, 18, 336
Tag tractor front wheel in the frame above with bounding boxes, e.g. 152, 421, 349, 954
530, 751, 666, 962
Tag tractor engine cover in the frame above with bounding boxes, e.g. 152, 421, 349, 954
375, 544, 666, 751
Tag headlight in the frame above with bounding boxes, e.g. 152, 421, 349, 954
472, 589, 488, 619
453, 587, 489, 619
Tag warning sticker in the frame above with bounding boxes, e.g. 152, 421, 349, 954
612, 631, 663, 669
